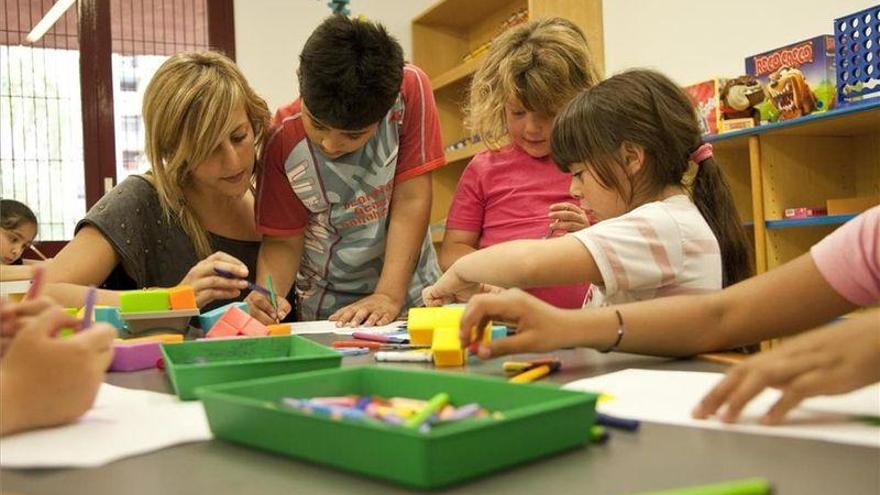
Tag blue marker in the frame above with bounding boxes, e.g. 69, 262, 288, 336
596, 413, 640, 431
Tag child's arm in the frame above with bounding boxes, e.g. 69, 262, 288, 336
45, 227, 251, 308
438, 229, 480, 271
329, 173, 433, 327
246, 234, 302, 324
0, 264, 34, 281
693, 311, 880, 424
423, 236, 599, 306
460, 253, 856, 358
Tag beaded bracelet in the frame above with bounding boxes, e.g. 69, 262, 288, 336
599, 309, 625, 354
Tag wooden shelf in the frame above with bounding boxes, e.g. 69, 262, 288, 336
432, 55, 486, 92
445, 141, 486, 163
414, 0, 522, 29
707, 99, 880, 150
765, 214, 858, 229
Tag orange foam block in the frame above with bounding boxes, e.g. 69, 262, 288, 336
267, 324, 290, 336
168, 285, 198, 310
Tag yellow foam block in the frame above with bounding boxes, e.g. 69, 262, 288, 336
432, 326, 466, 367
407, 307, 464, 346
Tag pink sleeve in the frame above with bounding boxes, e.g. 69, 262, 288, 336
810, 206, 880, 306
395, 64, 446, 183
445, 158, 485, 232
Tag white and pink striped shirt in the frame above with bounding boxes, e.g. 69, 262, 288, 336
570, 195, 722, 307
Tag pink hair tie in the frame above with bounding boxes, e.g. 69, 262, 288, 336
689, 143, 713, 163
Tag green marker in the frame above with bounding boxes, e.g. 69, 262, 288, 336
404, 393, 449, 429
266, 274, 278, 321
631, 477, 772, 495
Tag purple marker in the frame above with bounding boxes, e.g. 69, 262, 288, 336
81, 286, 97, 330
213, 268, 272, 296
442, 403, 482, 423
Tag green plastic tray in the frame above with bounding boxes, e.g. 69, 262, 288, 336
161, 335, 341, 400
196, 366, 597, 489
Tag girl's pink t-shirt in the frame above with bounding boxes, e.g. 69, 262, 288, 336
810, 205, 880, 306
445, 145, 589, 309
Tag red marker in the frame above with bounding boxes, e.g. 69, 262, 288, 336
332, 340, 381, 350
25, 265, 45, 300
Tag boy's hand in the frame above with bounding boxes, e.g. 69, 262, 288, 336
547, 202, 591, 235
0, 297, 56, 358
329, 293, 402, 327
693, 316, 880, 425
421, 269, 483, 307
245, 290, 291, 325
179, 252, 251, 308
459, 288, 575, 359
0, 305, 116, 436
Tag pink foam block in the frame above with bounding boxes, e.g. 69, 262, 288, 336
109, 341, 164, 372
218, 306, 251, 328
206, 320, 239, 338
240, 317, 268, 336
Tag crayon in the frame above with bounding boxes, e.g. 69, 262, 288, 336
405, 393, 449, 429
630, 478, 773, 495
375, 351, 433, 363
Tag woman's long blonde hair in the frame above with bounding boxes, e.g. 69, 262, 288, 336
467, 17, 599, 149
142, 51, 271, 259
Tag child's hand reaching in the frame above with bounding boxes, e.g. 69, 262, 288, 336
0, 304, 116, 436
692, 314, 880, 425
329, 293, 402, 327
421, 269, 487, 307
547, 202, 591, 236
458, 288, 578, 358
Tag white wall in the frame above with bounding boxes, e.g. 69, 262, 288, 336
234, 0, 435, 111
602, 0, 876, 86
235, 0, 877, 107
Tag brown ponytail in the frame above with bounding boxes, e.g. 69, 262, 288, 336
552, 69, 751, 286
691, 157, 752, 285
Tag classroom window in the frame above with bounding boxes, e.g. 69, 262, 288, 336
110, 0, 211, 183
0, 1, 84, 240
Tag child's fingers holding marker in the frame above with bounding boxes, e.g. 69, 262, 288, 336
245, 291, 278, 325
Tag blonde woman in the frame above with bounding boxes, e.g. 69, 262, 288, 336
439, 17, 599, 309
44, 52, 291, 316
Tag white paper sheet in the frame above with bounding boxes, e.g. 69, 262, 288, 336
288, 320, 405, 336
564, 369, 880, 448
0, 384, 212, 468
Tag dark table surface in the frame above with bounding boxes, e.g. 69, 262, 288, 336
3, 334, 878, 494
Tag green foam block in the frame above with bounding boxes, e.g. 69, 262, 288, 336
120, 290, 171, 313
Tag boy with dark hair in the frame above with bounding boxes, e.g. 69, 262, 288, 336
250, 15, 445, 325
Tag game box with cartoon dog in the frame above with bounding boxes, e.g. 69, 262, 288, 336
745, 35, 837, 122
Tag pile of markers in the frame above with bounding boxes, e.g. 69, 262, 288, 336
331, 338, 435, 363
504, 357, 562, 383
278, 393, 502, 433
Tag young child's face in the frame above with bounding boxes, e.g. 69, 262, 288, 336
190, 106, 256, 199
302, 103, 379, 160
505, 98, 554, 158
567, 162, 629, 222
0, 222, 37, 265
